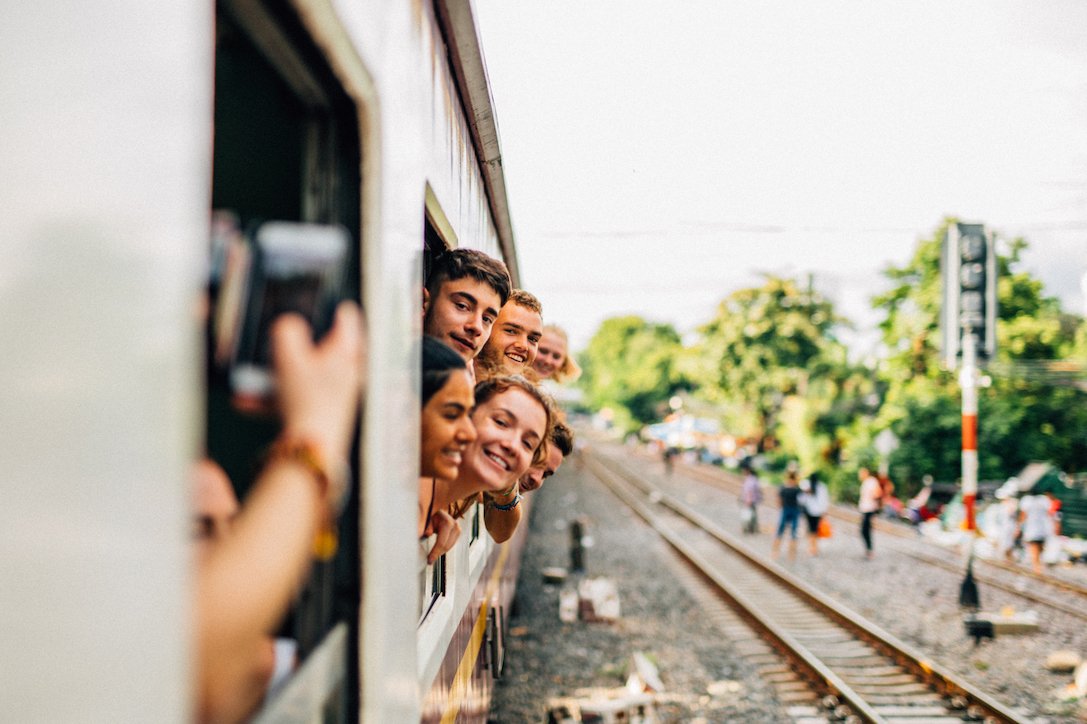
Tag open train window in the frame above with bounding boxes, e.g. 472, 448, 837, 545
423, 217, 447, 286
205, 0, 361, 720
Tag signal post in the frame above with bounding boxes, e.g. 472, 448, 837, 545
942, 223, 996, 532
959, 333, 980, 530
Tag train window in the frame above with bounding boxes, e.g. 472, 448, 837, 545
470, 500, 482, 543
205, 0, 361, 720
423, 186, 455, 286
423, 215, 449, 288
418, 553, 447, 622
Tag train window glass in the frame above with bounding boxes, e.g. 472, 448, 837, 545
470, 500, 481, 543
418, 553, 447, 623
205, 0, 361, 720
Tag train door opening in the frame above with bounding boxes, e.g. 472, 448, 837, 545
206, 0, 361, 720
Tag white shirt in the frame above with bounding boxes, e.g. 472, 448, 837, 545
1020, 495, 1053, 542
800, 481, 830, 516
858, 475, 882, 513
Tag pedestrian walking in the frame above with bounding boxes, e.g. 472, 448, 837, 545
1019, 491, 1058, 574
857, 466, 881, 559
739, 460, 762, 534
993, 485, 1020, 563
772, 468, 802, 559
799, 471, 830, 556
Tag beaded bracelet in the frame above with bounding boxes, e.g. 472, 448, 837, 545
490, 493, 522, 511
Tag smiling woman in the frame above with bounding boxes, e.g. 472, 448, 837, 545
419, 337, 476, 483
532, 324, 581, 383
440, 376, 552, 516
417, 337, 475, 566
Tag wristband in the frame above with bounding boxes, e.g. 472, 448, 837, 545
267, 437, 350, 561
489, 493, 522, 511
268, 437, 350, 514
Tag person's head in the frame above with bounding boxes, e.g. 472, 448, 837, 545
533, 325, 581, 383
423, 248, 511, 361
420, 337, 476, 480
784, 469, 799, 486
476, 289, 543, 377
455, 376, 552, 495
191, 459, 239, 561
858, 466, 870, 480
519, 419, 574, 493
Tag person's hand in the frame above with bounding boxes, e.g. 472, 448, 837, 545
424, 511, 461, 564
272, 302, 366, 465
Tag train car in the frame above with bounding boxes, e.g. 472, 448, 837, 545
2, 1, 528, 722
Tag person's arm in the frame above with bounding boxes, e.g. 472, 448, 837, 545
482, 486, 522, 543
196, 303, 364, 724
423, 510, 461, 563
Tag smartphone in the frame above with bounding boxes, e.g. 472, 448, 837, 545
224, 220, 350, 410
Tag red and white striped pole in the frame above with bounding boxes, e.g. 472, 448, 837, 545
960, 332, 979, 531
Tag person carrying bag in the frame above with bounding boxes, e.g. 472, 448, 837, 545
799, 471, 831, 555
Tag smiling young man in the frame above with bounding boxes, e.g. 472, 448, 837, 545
517, 419, 573, 494
422, 248, 512, 367
474, 289, 544, 380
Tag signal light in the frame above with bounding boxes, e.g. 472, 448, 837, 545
942, 223, 997, 367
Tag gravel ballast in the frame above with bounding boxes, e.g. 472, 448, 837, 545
489, 455, 789, 723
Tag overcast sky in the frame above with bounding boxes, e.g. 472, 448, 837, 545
474, 1, 1087, 354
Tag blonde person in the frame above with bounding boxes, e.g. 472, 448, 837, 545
418, 336, 476, 563
440, 376, 552, 543
475, 289, 544, 380
532, 324, 581, 383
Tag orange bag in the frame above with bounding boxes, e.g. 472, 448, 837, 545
817, 518, 832, 538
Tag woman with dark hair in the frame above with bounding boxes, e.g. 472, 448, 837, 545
772, 468, 802, 560
418, 336, 476, 563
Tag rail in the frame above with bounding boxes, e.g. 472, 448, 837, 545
584, 447, 1030, 724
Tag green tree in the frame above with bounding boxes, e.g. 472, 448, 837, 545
692, 275, 847, 456
578, 316, 687, 432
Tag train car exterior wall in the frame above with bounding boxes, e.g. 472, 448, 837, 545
2, 1, 521, 722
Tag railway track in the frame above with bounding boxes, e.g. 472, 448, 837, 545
583, 448, 1030, 724
645, 450, 1087, 621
